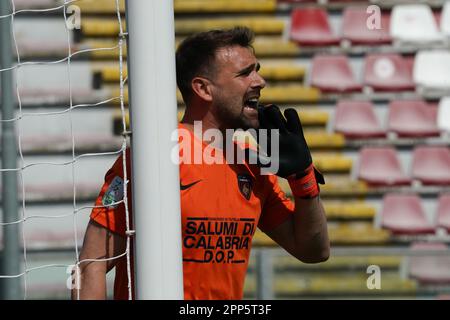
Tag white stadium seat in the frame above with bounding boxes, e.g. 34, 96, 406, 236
391, 4, 444, 45
438, 97, 450, 132
413, 50, 450, 93
441, 1, 450, 37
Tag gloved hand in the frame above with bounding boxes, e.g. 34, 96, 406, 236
248, 104, 324, 198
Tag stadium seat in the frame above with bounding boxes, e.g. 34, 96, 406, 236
112, 84, 321, 106
14, 63, 101, 106
328, 222, 391, 245
412, 146, 450, 185
13, 19, 70, 57
175, 17, 285, 35
409, 242, 450, 284
174, 0, 277, 13
290, 8, 340, 46
81, 17, 285, 37
342, 7, 391, 45
390, 4, 444, 45
75, 0, 125, 14
334, 100, 385, 138
14, 0, 55, 9
364, 54, 415, 92
312, 153, 353, 173
323, 201, 376, 220
311, 55, 362, 93
414, 50, 450, 92
437, 194, 450, 232
94, 62, 306, 83
388, 100, 440, 137
440, 0, 450, 37
380, 194, 435, 234
358, 147, 411, 186
438, 97, 450, 132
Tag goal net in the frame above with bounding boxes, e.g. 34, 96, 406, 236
0, 0, 130, 299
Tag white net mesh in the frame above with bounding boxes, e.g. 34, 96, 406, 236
0, 0, 131, 299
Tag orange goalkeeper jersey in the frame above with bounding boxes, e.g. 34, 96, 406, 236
90, 124, 295, 300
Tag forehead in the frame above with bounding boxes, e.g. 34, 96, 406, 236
214, 46, 256, 70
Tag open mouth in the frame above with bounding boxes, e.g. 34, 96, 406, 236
244, 97, 259, 111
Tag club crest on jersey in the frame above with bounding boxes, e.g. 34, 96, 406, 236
237, 174, 253, 200
102, 176, 124, 208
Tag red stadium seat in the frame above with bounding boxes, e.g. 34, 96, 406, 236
409, 242, 450, 284
381, 194, 435, 234
334, 100, 385, 138
364, 54, 415, 92
342, 7, 391, 45
412, 146, 450, 185
290, 8, 340, 46
388, 100, 440, 137
437, 194, 450, 232
311, 55, 362, 93
358, 147, 411, 186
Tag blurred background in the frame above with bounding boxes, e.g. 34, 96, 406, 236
1, 0, 450, 299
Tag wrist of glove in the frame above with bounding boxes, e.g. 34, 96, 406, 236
250, 104, 325, 198
287, 164, 324, 199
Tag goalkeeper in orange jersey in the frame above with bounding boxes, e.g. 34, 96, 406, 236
73, 27, 329, 300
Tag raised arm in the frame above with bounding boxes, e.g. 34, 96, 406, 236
256, 104, 330, 263
72, 220, 126, 300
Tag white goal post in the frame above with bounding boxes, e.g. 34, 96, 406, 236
125, 0, 184, 300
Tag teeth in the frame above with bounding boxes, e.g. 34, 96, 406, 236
245, 98, 259, 109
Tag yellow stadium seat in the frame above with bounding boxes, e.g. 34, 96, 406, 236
174, 0, 276, 14
110, 86, 321, 106
82, 37, 300, 60
319, 178, 369, 197
299, 274, 417, 295
81, 17, 284, 37
253, 38, 301, 57
81, 19, 124, 38
260, 85, 321, 104
323, 201, 376, 220
274, 255, 402, 271
94, 63, 305, 84
76, 0, 125, 14
74, 0, 276, 14
175, 17, 285, 35
285, 109, 328, 127
312, 153, 352, 173
328, 222, 391, 245
304, 132, 345, 149
252, 229, 276, 247
278, 176, 369, 198
259, 64, 306, 81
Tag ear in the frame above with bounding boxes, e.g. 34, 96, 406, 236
191, 77, 213, 102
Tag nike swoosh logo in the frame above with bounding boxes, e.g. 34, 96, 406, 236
180, 179, 202, 191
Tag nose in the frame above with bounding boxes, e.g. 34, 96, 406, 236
252, 72, 266, 89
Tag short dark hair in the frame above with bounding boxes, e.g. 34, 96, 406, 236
176, 26, 255, 103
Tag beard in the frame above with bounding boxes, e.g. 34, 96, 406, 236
214, 97, 259, 131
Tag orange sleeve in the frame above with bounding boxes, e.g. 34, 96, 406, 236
258, 175, 295, 233
90, 150, 132, 237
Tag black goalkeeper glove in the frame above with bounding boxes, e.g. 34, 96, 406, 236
248, 104, 324, 198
